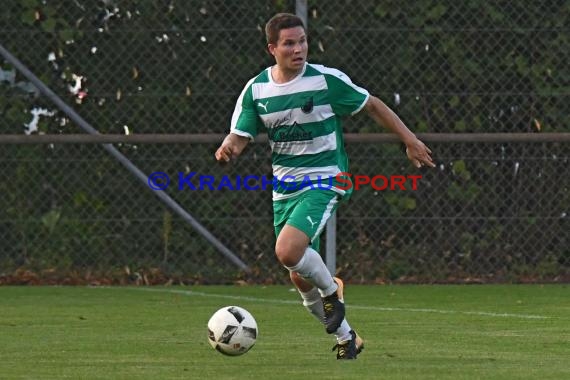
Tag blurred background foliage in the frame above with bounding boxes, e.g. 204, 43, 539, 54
0, 0, 568, 284
1, 0, 569, 135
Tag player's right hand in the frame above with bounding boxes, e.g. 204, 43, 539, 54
215, 145, 233, 162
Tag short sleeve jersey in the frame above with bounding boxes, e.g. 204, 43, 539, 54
230, 63, 369, 200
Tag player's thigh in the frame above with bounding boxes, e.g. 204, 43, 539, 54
273, 196, 299, 238
287, 189, 340, 244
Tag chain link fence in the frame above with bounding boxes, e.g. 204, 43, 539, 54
0, 140, 568, 284
1, 0, 568, 284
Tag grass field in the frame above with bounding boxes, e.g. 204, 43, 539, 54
0, 285, 568, 379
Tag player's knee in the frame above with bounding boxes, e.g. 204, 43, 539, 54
275, 239, 304, 267
275, 225, 310, 267
275, 240, 293, 266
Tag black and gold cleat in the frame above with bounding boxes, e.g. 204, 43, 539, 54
322, 277, 345, 334
332, 330, 365, 360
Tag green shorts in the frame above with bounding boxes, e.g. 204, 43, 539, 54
273, 189, 340, 252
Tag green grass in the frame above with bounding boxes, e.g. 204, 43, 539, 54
0, 285, 568, 380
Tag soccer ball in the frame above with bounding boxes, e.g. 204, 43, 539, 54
207, 306, 258, 356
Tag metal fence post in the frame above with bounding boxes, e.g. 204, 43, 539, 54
0, 43, 250, 274
295, 0, 308, 26
296, 0, 336, 275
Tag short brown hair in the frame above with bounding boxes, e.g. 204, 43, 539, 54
265, 13, 306, 45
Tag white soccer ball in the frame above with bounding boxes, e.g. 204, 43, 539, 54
207, 306, 258, 356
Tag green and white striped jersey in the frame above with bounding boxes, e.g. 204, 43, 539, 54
230, 62, 369, 201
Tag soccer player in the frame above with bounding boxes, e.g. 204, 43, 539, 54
215, 13, 435, 359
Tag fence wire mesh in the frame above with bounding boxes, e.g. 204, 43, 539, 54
1, 141, 567, 284
0, 0, 569, 284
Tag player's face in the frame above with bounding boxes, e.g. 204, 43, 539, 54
268, 26, 308, 74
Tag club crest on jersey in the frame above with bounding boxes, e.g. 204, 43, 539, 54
301, 97, 314, 114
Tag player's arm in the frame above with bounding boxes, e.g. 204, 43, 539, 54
364, 95, 435, 168
215, 133, 250, 162
216, 77, 261, 163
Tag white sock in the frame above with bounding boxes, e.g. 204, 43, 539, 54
298, 287, 353, 343
299, 287, 325, 323
286, 247, 337, 297
335, 319, 353, 343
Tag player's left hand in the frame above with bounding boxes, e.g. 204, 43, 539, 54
406, 139, 435, 168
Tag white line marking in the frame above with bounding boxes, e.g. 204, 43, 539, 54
114, 287, 550, 320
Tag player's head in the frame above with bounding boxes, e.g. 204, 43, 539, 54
265, 13, 307, 73
265, 13, 306, 45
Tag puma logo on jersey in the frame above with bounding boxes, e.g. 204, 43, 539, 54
257, 101, 269, 112
306, 216, 318, 228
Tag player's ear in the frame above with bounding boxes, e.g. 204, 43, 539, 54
267, 44, 276, 56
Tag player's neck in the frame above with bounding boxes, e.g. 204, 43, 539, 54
271, 65, 303, 84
